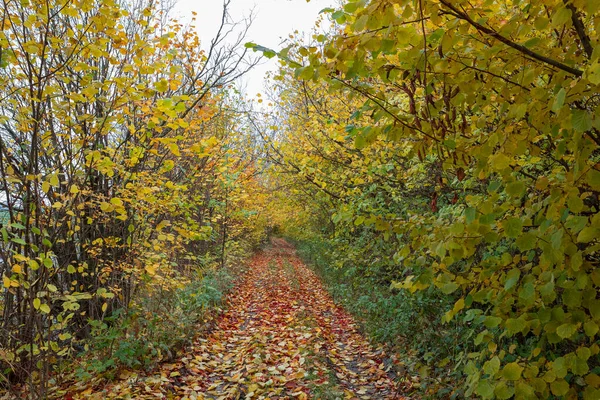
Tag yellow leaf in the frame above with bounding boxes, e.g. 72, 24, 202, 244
70, 185, 79, 194
28, 259, 39, 271
145, 264, 157, 276
39, 304, 50, 314
168, 143, 181, 157
155, 79, 169, 92
205, 136, 218, 147
33, 298, 41, 310
50, 174, 59, 187
3, 275, 11, 288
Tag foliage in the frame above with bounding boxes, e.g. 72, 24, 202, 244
0, 0, 268, 396
60, 240, 399, 399
253, 0, 600, 398
72, 266, 234, 382
292, 235, 473, 397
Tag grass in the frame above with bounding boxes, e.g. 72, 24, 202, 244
289, 236, 471, 399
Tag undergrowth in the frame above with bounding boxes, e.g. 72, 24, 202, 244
67, 266, 235, 383
290, 236, 473, 399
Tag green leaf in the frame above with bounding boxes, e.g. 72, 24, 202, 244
563, 289, 582, 308
28, 259, 39, 271
354, 14, 368, 31
43, 257, 53, 268
476, 379, 494, 398
502, 362, 524, 380
503, 217, 523, 238
552, 357, 567, 378
552, 88, 566, 112
572, 109, 592, 132
344, 2, 359, 13
39, 303, 51, 314
331, 10, 345, 21
483, 356, 501, 375
572, 357, 589, 375
484, 316, 502, 328
506, 181, 525, 197
465, 207, 477, 224
587, 60, 600, 84
504, 268, 521, 290
577, 227, 597, 243
506, 317, 527, 335
587, 169, 600, 190
552, 7, 572, 27
12, 237, 26, 245
584, 321, 599, 337
515, 382, 535, 399
516, 232, 537, 251
494, 381, 515, 399
319, 7, 335, 14
556, 323, 578, 339
540, 280, 555, 297
567, 193, 584, 213
354, 135, 366, 149
155, 79, 168, 92
588, 300, 600, 320
440, 282, 459, 294
251, 44, 277, 59
490, 153, 511, 170
524, 37, 541, 48
550, 379, 570, 396
518, 282, 535, 305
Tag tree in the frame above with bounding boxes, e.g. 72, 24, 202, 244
255, 0, 600, 397
0, 0, 263, 394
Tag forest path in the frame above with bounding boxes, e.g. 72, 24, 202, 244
74, 239, 404, 399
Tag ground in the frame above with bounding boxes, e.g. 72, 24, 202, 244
67, 239, 405, 399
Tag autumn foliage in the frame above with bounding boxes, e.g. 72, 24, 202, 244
2, 0, 600, 398
0, 0, 267, 395
253, 0, 600, 398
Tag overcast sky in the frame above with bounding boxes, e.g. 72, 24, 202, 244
174, 0, 333, 98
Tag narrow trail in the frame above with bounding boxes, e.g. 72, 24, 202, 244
74, 239, 404, 399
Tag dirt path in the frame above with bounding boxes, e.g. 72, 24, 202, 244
73, 239, 405, 399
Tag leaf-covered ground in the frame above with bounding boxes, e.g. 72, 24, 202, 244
65, 239, 405, 399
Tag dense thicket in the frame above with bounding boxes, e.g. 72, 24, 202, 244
0, 0, 268, 395
256, 0, 600, 398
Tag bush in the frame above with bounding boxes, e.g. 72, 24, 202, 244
292, 236, 475, 398
72, 267, 234, 381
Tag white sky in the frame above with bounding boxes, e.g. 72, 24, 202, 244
174, 0, 333, 98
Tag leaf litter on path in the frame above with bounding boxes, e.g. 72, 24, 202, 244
65, 239, 407, 399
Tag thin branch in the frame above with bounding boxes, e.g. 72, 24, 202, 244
439, 0, 584, 77
564, 0, 593, 58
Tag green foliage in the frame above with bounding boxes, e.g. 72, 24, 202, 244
74, 267, 234, 380
292, 236, 473, 397
262, 0, 600, 398
0, 0, 266, 392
